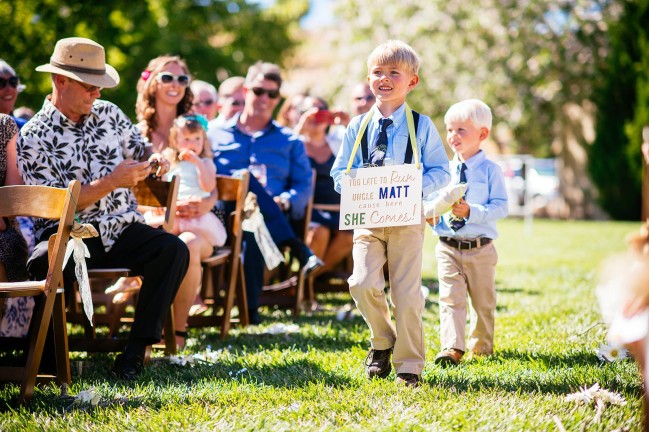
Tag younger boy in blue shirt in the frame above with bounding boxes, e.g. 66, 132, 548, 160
427, 99, 508, 366
331, 40, 450, 386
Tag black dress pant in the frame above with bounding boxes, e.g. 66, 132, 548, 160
28, 223, 189, 345
242, 176, 301, 320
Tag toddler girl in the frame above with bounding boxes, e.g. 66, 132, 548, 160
147, 114, 226, 247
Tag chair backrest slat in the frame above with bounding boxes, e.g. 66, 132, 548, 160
0, 184, 70, 219
216, 172, 249, 247
132, 176, 179, 233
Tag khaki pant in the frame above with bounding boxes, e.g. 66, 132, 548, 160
435, 240, 498, 354
348, 218, 426, 375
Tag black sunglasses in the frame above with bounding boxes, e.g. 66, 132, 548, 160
354, 94, 375, 102
251, 87, 280, 99
156, 72, 190, 87
0, 76, 19, 89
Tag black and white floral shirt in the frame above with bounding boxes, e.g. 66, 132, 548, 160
17, 98, 146, 251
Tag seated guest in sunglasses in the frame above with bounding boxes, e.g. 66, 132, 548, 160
350, 82, 376, 116
208, 61, 322, 324
134, 55, 221, 347
0, 60, 28, 129
18, 37, 189, 379
0, 60, 34, 338
190, 80, 219, 121
208, 76, 245, 130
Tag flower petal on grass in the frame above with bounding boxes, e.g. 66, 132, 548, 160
76, 387, 101, 406
596, 343, 628, 362
565, 383, 626, 407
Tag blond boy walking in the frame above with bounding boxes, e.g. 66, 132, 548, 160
331, 40, 450, 386
427, 99, 508, 366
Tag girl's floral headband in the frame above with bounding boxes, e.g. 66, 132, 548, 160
141, 70, 152, 81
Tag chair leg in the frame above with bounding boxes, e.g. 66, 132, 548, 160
163, 308, 176, 356
305, 274, 316, 311
236, 262, 249, 327
19, 292, 55, 404
294, 266, 306, 317
108, 301, 128, 337
219, 273, 237, 341
201, 263, 214, 302
52, 289, 71, 386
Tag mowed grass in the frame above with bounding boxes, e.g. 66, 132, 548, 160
0, 219, 644, 431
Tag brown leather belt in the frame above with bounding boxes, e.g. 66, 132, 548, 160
440, 237, 492, 250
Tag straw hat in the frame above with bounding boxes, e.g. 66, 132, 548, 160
36, 37, 120, 88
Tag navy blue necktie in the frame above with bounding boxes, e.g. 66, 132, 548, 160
369, 118, 392, 166
450, 163, 467, 231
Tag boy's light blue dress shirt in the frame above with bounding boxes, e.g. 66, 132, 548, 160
429, 150, 508, 239
331, 103, 450, 197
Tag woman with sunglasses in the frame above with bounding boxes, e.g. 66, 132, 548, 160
131, 55, 217, 347
136, 55, 193, 151
0, 61, 35, 338
0, 60, 27, 130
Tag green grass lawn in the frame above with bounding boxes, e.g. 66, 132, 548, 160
0, 219, 644, 431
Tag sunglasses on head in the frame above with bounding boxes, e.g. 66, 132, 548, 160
354, 94, 375, 102
251, 87, 280, 99
0, 76, 19, 89
178, 114, 209, 131
156, 72, 190, 87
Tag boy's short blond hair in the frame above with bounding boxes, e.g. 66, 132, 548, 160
444, 99, 492, 131
366, 40, 420, 76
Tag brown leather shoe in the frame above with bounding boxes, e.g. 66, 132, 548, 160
364, 347, 393, 378
396, 373, 421, 387
434, 348, 464, 367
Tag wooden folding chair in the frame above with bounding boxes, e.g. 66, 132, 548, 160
66, 176, 179, 356
188, 171, 250, 339
0, 180, 80, 404
258, 171, 316, 316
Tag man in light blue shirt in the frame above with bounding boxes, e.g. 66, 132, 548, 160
208, 61, 320, 324
427, 99, 508, 368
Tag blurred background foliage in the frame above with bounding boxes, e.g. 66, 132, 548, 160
1, 0, 648, 220
0, 0, 308, 118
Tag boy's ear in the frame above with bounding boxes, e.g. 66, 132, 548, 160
407, 75, 419, 91
480, 127, 490, 141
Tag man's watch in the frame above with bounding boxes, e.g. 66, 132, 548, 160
279, 196, 291, 211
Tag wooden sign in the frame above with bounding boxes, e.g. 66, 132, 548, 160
339, 164, 422, 230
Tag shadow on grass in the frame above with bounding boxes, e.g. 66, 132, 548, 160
0, 355, 354, 412
151, 356, 352, 390
497, 286, 541, 295
192, 322, 367, 354
423, 348, 643, 396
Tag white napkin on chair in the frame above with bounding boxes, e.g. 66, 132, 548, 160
63, 221, 99, 325
241, 192, 284, 270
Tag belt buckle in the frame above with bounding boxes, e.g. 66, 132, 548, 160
459, 240, 473, 250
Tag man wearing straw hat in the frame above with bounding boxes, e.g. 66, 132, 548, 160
17, 37, 190, 380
